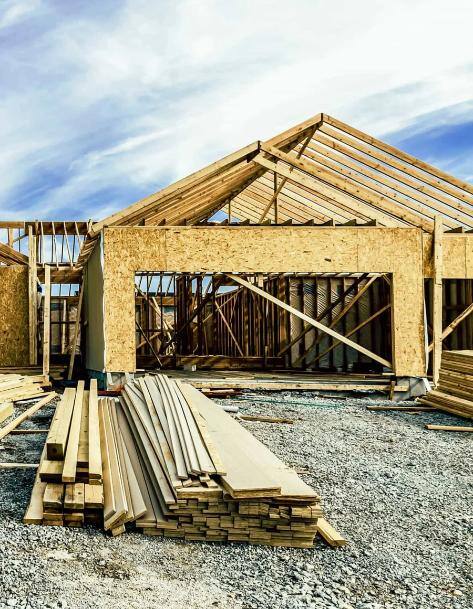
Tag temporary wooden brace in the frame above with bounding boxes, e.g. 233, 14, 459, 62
28, 226, 38, 365
42, 265, 51, 378
294, 274, 379, 366
310, 304, 391, 366
427, 301, 473, 353
67, 282, 84, 380
0, 393, 56, 441
432, 216, 443, 385
227, 274, 391, 368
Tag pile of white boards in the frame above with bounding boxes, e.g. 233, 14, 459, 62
100, 374, 331, 547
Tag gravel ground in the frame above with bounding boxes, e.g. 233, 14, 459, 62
0, 392, 472, 609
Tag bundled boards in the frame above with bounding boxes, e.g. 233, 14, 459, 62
24, 375, 343, 548
24, 380, 104, 527
420, 351, 473, 418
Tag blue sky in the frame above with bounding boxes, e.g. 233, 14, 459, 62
0, 0, 472, 222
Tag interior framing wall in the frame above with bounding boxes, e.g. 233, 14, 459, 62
99, 226, 473, 376
0, 266, 29, 366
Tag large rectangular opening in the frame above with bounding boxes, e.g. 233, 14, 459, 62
134, 271, 392, 374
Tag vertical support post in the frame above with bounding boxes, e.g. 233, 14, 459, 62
68, 282, 84, 380
28, 226, 38, 365
7, 228, 14, 247
433, 215, 443, 385
42, 265, 51, 378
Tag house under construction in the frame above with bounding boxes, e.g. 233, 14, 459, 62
1, 113, 473, 395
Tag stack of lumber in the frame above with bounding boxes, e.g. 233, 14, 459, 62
419, 350, 473, 419
0, 374, 48, 407
98, 374, 325, 547
24, 380, 104, 527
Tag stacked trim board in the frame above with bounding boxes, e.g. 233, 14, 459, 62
24, 380, 104, 527
0, 374, 48, 405
419, 351, 473, 418
99, 375, 325, 547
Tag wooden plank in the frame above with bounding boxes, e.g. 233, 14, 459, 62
227, 274, 391, 368
0, 462, 39, 469
23, 445, 47, 524
67, 282, 84, 380
77, 390, 89, 467
42, 265, 51, 378
62, 381, 84, 482
98, 399, 117, 523
425, 424, 473, 432
46, 388, 75, 460
0, 402, 14, 425
317, 517, 347, 547
88, 379, 102, 482
0, 393, 56, 441
432, 216, 443, 385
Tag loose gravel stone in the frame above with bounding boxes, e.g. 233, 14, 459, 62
0, 392, 471, 608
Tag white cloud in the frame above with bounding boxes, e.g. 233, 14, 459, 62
0, 0, 472, 220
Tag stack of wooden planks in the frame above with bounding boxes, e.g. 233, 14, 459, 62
97, 374, 326, 547
419, 351, 473, 419
0, 374, 48, 409
24, 380, 104, 527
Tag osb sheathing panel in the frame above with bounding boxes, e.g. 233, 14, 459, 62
0, 266, 29, 366
422, 234, 473, 278
102, 226, 429, 375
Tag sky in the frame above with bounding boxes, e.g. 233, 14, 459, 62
0, 0, 472, 222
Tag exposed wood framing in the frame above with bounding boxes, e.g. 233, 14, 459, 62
432, 216, 443, 385
42, 265, 51, 378
28, 226, 38, 365
226, 274, 391, 368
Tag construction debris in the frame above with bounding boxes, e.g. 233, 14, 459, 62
0, 374, 49, 405
0, 392, 56, 441
419, 351, 473, 418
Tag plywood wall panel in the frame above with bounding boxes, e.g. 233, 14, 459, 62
0, 266, 29, 366
101, 226, 435, 375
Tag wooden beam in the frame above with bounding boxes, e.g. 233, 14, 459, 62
67, 282, 84, 380
0, 242, 28, 265
432, 216, 443, 385
425, 424, 473, 432
28, 227, 38, 365
227, 274, 391, 368
42, 265, 51, 378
